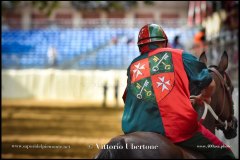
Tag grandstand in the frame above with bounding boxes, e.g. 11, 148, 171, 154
2, 1, 195, 70
2, 27, 197, 69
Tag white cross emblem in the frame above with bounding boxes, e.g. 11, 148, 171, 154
133, 62, 145, 78
156, 76, 171, 92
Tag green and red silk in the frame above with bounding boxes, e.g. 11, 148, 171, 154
137, 24, 168, 46
139, 43, 159, 54
122, 48, 199, 143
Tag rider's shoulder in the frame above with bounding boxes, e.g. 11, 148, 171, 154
182, 51, 198, 60
131, 53, 148, 64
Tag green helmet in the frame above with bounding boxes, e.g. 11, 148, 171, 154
137, 24, 168, 46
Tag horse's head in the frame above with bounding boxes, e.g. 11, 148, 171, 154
199, 51, 238, 139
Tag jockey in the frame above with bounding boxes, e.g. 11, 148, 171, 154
121, 24, 235, 159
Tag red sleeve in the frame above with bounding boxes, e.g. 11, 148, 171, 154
122, 87, 127, 103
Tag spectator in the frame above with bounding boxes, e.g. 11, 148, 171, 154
172, 35, 184, 49
194, 27, 206, 45
114, 79, 119, 107
193, 27, 206, 56
102, 82, 108, 107
47, 46, 58, 67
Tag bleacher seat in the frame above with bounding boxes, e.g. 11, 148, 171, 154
2, 28, 190, 69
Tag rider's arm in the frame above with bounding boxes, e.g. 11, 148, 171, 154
182, 52, 215, 104
122, 88, 127, 103
182, 52, 212, 91
201, 79, 216, 101
196, 79, 216, 104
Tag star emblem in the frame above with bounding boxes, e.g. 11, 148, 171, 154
156, 76, 171, 92
133, 63, 145, 78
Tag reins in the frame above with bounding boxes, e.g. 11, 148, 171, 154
190, 67, 234, 130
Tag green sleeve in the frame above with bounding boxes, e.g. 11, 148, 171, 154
182, 52, 212, 91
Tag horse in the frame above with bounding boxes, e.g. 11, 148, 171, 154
94, 51, 238, 159
191, 51, 237, 138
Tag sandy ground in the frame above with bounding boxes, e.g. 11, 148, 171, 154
2, 87, 238, 158
2, 105, 123, 159
2, 99, 118, 108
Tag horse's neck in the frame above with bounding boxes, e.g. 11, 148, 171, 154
194, 102, 216, 134
202, 114, 216, 134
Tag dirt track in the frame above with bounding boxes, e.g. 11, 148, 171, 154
2, 91, 239, 158
2, 103, 123, 159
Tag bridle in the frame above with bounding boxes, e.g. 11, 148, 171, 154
190, 66, 235, 131
208, 66, 235, 130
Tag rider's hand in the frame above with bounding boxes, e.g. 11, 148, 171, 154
191, 94, 211, 106
202, 95, 211, 104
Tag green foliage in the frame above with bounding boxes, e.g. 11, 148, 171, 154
1, 1, 59, 16
144, 1, 154, 5
32, 1, 59, 17
1, 1, 20, 13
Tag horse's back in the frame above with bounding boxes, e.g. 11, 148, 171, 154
95, 132, 205, 159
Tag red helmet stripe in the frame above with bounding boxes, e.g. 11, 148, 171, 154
148, 25, 151, 43
138, 25, 150, 41
138, 24, 168, 46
